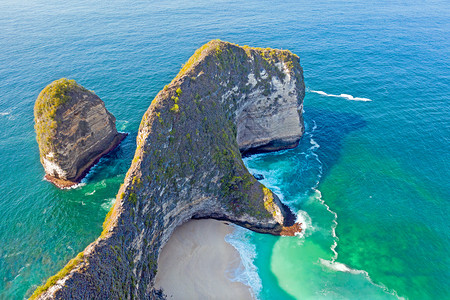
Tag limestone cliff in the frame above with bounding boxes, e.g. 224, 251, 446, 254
31, 40, 305, 299
34, 79, 127, 188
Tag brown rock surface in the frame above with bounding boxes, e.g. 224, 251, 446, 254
32, 40, 304, 299
34, 79, 127, 188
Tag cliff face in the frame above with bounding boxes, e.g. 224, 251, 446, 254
32, 40, 304, 299
34, 79, 127, 188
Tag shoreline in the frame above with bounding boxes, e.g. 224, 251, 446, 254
44, 132, 127, 188
154, 219, 253, 299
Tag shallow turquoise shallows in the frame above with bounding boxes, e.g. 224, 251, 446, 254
0, 0, 448, 299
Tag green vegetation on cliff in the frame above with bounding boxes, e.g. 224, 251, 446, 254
174, 39, 299, 83
30, 252, 84, 299
34, 78, 87, 157
31, 40, 304, 299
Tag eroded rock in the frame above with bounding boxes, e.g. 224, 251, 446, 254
32, 40, 304, 299
34, 79, 127, 188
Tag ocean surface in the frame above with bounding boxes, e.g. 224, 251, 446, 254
0, 0, 448, 299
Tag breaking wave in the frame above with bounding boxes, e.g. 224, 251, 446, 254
237, 117, 403, 299
225, 226, 262, 299
306, 120, 403, 299
310, 89, 372, 101
319, 258, 405, 299
295, 209, 313, 239
101, 198, 116, 211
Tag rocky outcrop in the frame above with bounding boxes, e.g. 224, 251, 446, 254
34, 79, 127, 188
31, 40, 304, 299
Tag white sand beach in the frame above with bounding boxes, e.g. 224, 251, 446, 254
154, 219, 253, 299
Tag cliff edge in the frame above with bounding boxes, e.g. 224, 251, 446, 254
31, 40, 305, 299
34, 79, 127, 188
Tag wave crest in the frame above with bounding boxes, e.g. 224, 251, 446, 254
310, 90, 372, 101
225, 226, 262, 299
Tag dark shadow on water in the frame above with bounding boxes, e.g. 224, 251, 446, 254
81, 132, 136, 184
305, 107, 367, 180
246, 107, 367, 212
247, 107, 367, 298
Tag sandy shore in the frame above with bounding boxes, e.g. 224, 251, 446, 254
154, 219, 253, 299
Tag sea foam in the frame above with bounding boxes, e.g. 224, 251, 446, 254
319, 258, 364, 274
304, 119, 340, 261
101, 198, 116, 211
305, 119, 405, 299
240, 118, 400, 299
310, 89, 372, 101
319, 258, 405, 300
225, 226, 262, 299
295, 209, 313, 239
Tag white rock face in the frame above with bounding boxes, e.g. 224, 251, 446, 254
33, 41, 304, 300
236, 61, 304, 154
42, 156, 67, 178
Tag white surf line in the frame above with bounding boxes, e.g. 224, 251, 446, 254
319, 258, 405, 300
245, 117, 403, 299
0, 107, 15, 118
225, 225, 262, 299
314, 188, 339, 261
101, 198, 116, 211
309, 89, 372, 102
307, 119, 404, 299
306, 119, 340, 262
42, 176, 86, 190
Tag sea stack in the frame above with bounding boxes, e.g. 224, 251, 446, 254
34, 78, 127, 188
32, 40, 304, 299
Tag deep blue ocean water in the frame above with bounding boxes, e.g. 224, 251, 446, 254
0, 0, 448, 299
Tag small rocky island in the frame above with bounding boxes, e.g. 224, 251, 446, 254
31, 40, 305, 299
34, 79, 127, 188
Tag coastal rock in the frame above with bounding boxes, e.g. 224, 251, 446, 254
253, 173, 264, 180
34, 79, 127, 188
32, 40, 304, 299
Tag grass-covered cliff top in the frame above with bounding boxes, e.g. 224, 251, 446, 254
34, 78, 85, 121
29, 252, 84, 300
30, 40, 303, 299
174, 39, 299, 81
34, 78, 88, 157
129, 38, 303, 226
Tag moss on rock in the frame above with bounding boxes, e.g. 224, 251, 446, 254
34, 78, 126, 188
32, 40, 304, 299
34, 78, 83, 157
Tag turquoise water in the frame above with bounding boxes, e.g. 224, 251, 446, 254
0, 0, 448, 299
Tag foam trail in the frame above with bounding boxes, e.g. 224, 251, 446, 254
0, 112, 10, 116
304, 118, 340, 261
319, 259, 364, 274
312, 188, 339, 261
244, 117, 403, 299
319, 259, 405, 300
225, 226, 262, 299
295, 210, 313, 239
306, 118, 403, 299
117, 120, 129, 131
43, 176, 86, 189
310, 89, 372, 101
101, 198, 116, 211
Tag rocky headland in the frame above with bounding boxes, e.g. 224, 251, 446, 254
34, 79, 127, 188
31, 40, 305, 299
